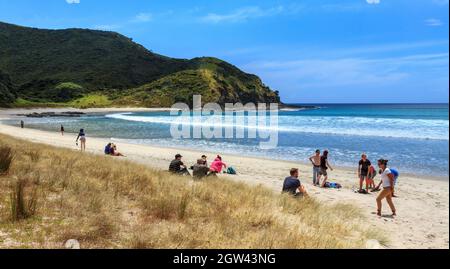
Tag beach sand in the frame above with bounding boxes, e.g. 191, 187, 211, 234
0, 108, 448, 249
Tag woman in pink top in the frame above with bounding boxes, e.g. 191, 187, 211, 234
209, 155, 227, 174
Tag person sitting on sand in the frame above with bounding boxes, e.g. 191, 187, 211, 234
309, 149, 321, 186
358, 153, 372, 193
201, 155, 208, 166
110, 143, 125, 157
318, 150, 333, 188
169, 154, 190, 176
193, 159, 209, 179
104, 143, 112, 155
76, 129, 86, 152
375, 159, 396, 217
282, 168, 307, 197
209, 155, 227, 176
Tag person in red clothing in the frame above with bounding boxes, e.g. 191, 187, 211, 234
209, 155, 227, 175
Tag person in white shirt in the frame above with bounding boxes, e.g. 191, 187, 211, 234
375, 159, 396, 217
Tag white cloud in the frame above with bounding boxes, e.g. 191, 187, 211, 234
133, 13, 153, 23
242, 53, 449, 89
425, 18, 443, 27
66, 0, 80, 4
200, 6, 284, 23
366, 0, 380, 4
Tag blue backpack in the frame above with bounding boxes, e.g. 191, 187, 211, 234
226, 167, 237, 175
390, 168, 399, 184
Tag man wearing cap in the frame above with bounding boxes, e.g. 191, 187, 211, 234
169, 154, 189, 175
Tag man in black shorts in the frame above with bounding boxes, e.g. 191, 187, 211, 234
318, 150, 333, 188
358, 153, 371, 193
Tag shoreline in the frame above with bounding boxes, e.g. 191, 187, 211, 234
0, 108, 449, 249
1, 107, 447, 181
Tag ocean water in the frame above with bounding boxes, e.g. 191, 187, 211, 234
4, 104, 449, 177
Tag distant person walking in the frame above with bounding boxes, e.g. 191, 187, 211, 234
309, 149, 321, 186
76, 128, 86, 152
358, 153, 371, 193
60, 125, 65, 136
375, 159, 396, 217
20, 120, 24, 129
318, 150, 333, 188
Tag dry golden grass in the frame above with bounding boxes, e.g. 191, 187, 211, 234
0, 134, 379, 249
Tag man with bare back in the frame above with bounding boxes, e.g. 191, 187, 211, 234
309, 149, 321, 186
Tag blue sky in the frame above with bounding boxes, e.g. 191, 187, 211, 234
0, 0, 448, 103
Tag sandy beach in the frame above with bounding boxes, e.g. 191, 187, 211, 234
0, 108, 448, 249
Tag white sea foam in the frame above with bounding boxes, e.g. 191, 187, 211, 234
105, 113, 449, 140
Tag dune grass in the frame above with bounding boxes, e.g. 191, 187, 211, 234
0, 134, 379, 249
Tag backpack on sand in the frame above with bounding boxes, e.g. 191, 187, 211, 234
226, 167, 237, 175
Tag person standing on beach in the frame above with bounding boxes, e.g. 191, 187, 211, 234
375, 159, 396, 217
20, 120, 24, 129
309, 149, 321, 186
318, 150, 333, 188
358, 153, 371, 193
60, 125, 65, 136
76, 128, 86, 152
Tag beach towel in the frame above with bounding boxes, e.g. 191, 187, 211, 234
324, 182, 342, 189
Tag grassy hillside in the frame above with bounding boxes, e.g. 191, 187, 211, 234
0, 134, 379, 249
0, 71, 16, 107
0, 22, 280, 107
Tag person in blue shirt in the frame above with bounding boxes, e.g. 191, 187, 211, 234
282, 168, 307, 197
104, 143, 112, 155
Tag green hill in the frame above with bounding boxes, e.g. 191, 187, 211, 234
0, 71, 16, 106
0, 22, 280, 107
